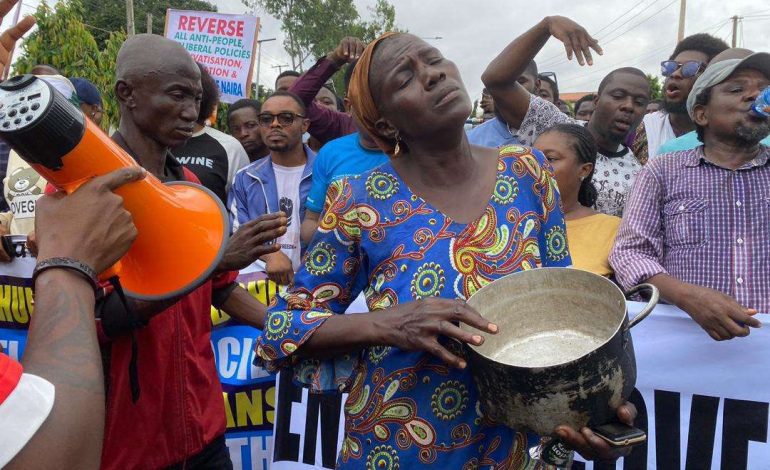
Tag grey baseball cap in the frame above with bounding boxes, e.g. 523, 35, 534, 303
686, 52, 770, 118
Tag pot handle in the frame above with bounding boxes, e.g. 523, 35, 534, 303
624, 283, 660, 330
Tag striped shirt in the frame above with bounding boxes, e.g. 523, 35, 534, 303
610, 145, 770, 313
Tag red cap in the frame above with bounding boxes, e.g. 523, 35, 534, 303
0, 353, 23, 404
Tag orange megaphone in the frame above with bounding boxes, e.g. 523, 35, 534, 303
0, 74, 228, 301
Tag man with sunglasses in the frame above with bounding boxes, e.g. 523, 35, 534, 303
229, 91, 315, 286
612, 48, 770, 341
632, 34, 728, 164
657, 48, 770, 154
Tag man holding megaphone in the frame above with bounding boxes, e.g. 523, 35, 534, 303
81, 35, 287, 469
0, 5, 287, 468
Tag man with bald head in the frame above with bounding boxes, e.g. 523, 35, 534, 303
612, 48, 770, 342
98, 34, 286, 469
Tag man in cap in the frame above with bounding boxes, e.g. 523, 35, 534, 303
611, 48, 770, 341
657, 48, 770, 153
70, 77, 103, 126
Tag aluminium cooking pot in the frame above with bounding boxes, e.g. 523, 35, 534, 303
460, 267, 658, 436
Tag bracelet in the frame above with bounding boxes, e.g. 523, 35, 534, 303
32, 257, 100, 292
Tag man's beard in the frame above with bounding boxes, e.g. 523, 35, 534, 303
663, 98, 687, 115
735, 121, 770, 146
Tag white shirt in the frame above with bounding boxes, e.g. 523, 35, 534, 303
0, 372, 55, 467
272, 163, 306, 272
642, 111, 677, 160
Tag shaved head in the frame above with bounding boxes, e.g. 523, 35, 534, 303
116, 34, 198, 84
114, 34, 202, 148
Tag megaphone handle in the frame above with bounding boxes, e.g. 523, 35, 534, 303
99, 261, 121, 283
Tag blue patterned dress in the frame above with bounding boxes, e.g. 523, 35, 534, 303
256, 146, 572, 469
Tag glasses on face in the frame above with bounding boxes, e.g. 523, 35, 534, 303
661, 60, 706, 78
256, 112, 305, 128
539, 71, 558, 86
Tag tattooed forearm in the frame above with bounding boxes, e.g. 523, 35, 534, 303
7, 269, 105, 470
22, 271, 102, 391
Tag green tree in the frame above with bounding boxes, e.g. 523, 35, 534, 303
244, 0, 398, 92
646, 73, 663, 101
14, 0, 126, 130
81, 0, 217, 47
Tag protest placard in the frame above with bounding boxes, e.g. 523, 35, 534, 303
165, 9, 259, 103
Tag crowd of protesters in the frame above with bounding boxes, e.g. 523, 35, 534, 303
0, 0, 768, 467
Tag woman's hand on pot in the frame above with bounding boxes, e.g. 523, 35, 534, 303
383, 298, 498, 369
554, 402, 638, 461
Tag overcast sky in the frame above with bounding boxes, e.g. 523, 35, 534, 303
213, 0, 770, 103
5, 0, 768, 103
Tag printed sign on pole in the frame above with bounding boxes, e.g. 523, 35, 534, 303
165, 9, 259, 103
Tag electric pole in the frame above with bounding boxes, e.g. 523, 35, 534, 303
731, 15, 741, 48
255, 38, 276, 97
147, 13, 153, 34
677, 0, 686, 42
272, 64, 290, 74
126, 0, 135, 35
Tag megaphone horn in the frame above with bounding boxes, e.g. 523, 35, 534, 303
0, 74, 229, 301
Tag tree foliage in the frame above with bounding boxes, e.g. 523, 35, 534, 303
244, 0, 398, 86
14, 0, 126, 130
646, 73, 663, 101
81, 0, 217, 47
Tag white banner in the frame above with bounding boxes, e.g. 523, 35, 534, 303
576, 302, 770, 469
2, 259, 767, 470
266, 302, 770, 470
165, 9, 259, 104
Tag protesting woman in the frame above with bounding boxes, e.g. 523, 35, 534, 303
256, 32, 636, 468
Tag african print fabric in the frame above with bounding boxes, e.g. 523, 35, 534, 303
256, 145, 572, 469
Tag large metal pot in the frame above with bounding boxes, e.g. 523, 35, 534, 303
461, 267, 658, 435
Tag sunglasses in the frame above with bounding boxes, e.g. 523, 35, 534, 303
660, 60, 706, 78
539, 71, 558, 86
256, 112, 305, 128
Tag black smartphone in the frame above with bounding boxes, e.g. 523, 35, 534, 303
592, 422, 647, 447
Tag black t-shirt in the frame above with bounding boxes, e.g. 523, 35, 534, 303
173, 127, 249, 204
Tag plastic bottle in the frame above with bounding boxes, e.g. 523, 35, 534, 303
751, 87, 770, 118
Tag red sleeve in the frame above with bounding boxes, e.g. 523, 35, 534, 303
289, 57, 356, 145
212, 270, 238, 290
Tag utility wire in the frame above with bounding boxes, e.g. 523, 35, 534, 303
538, 0, 648, 67
542, 0, 673, 70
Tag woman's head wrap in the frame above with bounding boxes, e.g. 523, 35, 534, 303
348, 32, 401, 156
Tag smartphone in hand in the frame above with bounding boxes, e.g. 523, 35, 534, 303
592, 422, 647, 447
